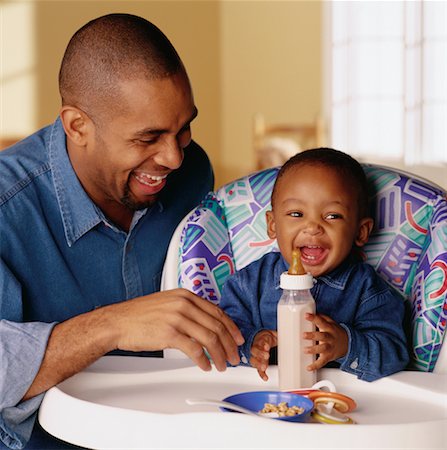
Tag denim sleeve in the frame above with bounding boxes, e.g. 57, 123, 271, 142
0, 320, 56, 449
337, 286, 409, 382
219, 273, 262, 365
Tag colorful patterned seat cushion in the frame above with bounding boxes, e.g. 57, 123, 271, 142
178, 165, 447, 372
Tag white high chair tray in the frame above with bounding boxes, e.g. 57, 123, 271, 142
39, 356, 446, 449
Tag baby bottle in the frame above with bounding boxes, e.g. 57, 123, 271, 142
277, 249, 317, 390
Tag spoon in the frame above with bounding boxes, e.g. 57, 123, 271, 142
185, 397, 279, 418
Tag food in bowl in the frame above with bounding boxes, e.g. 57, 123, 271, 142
222, 390, 313, 423
260, 402, 304, 417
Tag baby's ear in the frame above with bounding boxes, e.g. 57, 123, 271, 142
266, 210, 276, 239
355, 217, 374, 247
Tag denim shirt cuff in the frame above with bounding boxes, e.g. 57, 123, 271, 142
1, 395, 44, 450
337, 323, 379, 382
337, 323, 362, 374
0, 320, 56, 449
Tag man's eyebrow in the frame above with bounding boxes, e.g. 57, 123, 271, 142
133, 107, 198, 138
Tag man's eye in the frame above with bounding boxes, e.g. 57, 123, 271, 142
136, 138, 157, 145
289, 211, 303, 218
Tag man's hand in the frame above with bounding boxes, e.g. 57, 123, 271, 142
23, 289, 244, 401
303, 313, 348, 371
249, 330, 277, 381
110, 288, 245, 372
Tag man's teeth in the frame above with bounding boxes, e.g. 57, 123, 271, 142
134, 173, 167, 186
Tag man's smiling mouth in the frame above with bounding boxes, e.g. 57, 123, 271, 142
133, 172, 167, 187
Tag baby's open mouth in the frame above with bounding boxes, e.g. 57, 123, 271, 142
300, 245, 328, 265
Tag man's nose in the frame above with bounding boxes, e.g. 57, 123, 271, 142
155, 138, 184, 170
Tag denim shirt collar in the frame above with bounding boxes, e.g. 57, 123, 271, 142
279, 253, 356, 291
48, 117, 150, 246
318, 257, 357, 290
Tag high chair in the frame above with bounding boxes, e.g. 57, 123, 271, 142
38, 164, 447, 449
162, 164, 447, 373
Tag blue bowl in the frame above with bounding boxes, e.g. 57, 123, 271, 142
221, 391, 314, 423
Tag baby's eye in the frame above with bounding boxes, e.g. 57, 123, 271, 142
289, 211, 303, 218
325, 213, 342, 220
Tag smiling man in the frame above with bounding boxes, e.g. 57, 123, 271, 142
0, 14, 243, 450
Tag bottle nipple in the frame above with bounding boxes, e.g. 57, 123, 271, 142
288, 249, 306, 275
281, 248, 313, 289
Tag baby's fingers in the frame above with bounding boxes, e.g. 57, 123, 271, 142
257, 367, 269, 381
250, 345, 270, 361
306, 357, 327, 371
303, 331, 332, 342
250, 354, 269, 376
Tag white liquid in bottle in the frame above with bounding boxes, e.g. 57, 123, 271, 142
277, 250, 317, 390
278, 290, 316, 390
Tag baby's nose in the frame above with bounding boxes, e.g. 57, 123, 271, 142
303, 221, 323, 235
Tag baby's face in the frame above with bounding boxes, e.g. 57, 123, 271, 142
266, 164, 372, 277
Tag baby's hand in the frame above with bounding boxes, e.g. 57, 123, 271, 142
303, 313, 348, 371
250, 330, 277, 381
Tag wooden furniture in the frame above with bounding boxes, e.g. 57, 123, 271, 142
253, 113, 326, 170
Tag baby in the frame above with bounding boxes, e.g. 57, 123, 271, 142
219, 148, 409, 382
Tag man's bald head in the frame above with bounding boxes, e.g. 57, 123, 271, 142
59, 14, 186, 118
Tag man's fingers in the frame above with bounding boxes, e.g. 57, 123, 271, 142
173, 292, 243, 368
187, 291, 244, 345
174, 314, 236, 371
116, 290, 243, 371
169, 333, 212, 372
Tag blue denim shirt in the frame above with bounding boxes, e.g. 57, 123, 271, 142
220, 252, 409, 382
0, 118, 213, 449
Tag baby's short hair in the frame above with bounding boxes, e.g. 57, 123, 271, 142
271, 147, 370, 218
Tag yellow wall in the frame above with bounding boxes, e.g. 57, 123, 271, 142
219, 0, 322, 186
2, 1, 444, 189
1, 0, 322, 188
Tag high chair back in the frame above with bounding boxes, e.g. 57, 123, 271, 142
162, 164, 447, 372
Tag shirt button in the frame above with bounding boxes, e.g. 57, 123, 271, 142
350, 359, 359, 369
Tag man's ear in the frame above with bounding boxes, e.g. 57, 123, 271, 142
266, 210, 277, 239
59, 106, 92, 147
355, 217, 374, 247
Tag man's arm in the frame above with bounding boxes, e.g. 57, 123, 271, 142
23, 288, 244, 400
